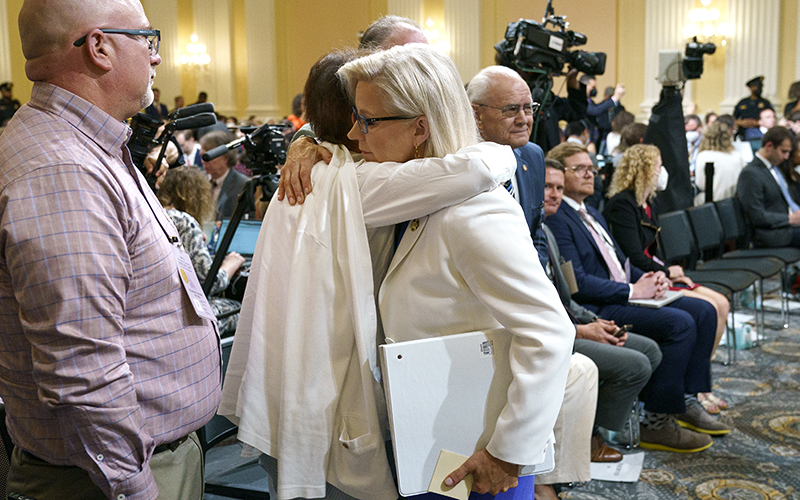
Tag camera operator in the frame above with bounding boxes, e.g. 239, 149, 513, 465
497, 57, 587, 154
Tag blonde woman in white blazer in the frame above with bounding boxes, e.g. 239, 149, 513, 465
339, 44, 574, 497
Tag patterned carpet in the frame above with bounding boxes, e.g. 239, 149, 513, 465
563, 294, 800, 499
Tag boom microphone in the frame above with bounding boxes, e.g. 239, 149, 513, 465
168, 102, 215, 120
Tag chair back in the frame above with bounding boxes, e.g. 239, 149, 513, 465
657, 210, 696, 267
197, 336, 238, 454
687, 203, 726, 257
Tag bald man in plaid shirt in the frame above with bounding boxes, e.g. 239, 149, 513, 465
0, 1, 221, 499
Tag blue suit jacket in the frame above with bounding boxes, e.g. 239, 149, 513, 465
545, 199, 644, 306
513, 142, 548, 266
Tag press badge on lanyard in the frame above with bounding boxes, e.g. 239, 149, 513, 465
172, 245, 217, 321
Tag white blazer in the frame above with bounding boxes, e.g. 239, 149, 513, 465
379, 187, 575, 466
219, 142, 517, 500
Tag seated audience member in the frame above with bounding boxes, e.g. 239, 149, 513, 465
784, 80, 800, 118
685, 114, 703, 173
176, 129, 203, 167
737, 126, 800, 248
605, 110, 634, 157
545, 141, 729, 453
705, 112, 718, 127
744, 107, 776, 141
199, 130, 254, 219
612, 122, 647, 166
717, 113, 754, 163
219, 46, 568, 500
778, 134, 800, 203
693, 120, 746, 204
157, 166, 245, 336
780, 110, 800, 136
467, 66, 633, 500
603, 144, 731, 412
565, 119, 595, 152
535, 159, 662, 499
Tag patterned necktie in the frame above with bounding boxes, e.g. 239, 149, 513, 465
504, 179, 515, 198
577, 207, 627, 283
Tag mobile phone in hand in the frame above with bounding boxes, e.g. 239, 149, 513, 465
614, 324, 633, 338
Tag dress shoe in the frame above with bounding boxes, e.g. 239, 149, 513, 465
590, 432, 622, 462
677, 398, 731, 436
640, 416, 713, 453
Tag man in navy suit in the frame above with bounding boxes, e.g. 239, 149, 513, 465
737, 126, 798, 247
545, 141, 728, 453
467, 66, 548, 266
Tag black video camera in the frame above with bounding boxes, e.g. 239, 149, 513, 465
683, 37, 716, 80
496, 16, 606, 76
238, 124, 287, 176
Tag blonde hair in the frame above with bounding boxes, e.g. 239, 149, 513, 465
607, 144, 662, 205
338, 43, 478, 158
698, 120, 734, 153
157, 166, 214, 227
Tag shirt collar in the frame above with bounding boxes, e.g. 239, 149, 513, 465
562, 195, 584, 212
29, 82, 132, 157
755, 151, 775, 168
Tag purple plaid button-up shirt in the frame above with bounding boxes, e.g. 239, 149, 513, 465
0, 82, 221, 500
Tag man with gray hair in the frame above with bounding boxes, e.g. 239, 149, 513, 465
468, 65, 548, 260
0, 1, 221, 499
359, 14, 428, 49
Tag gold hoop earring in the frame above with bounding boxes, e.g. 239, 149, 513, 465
414, 144, 420, 159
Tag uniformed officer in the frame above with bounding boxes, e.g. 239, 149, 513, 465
734, 76, 773, 139
0, 82, 21, 126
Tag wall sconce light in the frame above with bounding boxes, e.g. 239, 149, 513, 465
180, 34, 211, 69
424, 17, 450, 53
683, 0, 731, 45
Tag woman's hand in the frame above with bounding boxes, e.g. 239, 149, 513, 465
277, 137, 332, 205
220, 252, 246, 277
671, 275, 695, 287
445, 448, 518, 495
667, 265, 685, 279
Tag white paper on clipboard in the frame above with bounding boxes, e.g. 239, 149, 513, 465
380, 329, 555, 497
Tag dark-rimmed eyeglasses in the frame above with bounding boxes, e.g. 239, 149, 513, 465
74, 29, 161, 57
474, 102, 539, 118
352, 106, 416, 134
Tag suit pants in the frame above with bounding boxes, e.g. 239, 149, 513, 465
536, 353, 598, 485
573, 333, 662, 431
594, 297, 716, 414
6, 432, 204, 500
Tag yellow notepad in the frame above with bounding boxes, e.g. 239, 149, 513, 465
427, 450, 473, 500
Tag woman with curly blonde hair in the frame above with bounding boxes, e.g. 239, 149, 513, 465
603, 144, 731, 413
693, 120, 745, 205
158, 166, 245, 336
606, 143, 662, 205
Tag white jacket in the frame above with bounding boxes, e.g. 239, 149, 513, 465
218, 142, 516, 500
379, 187, 575, 466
